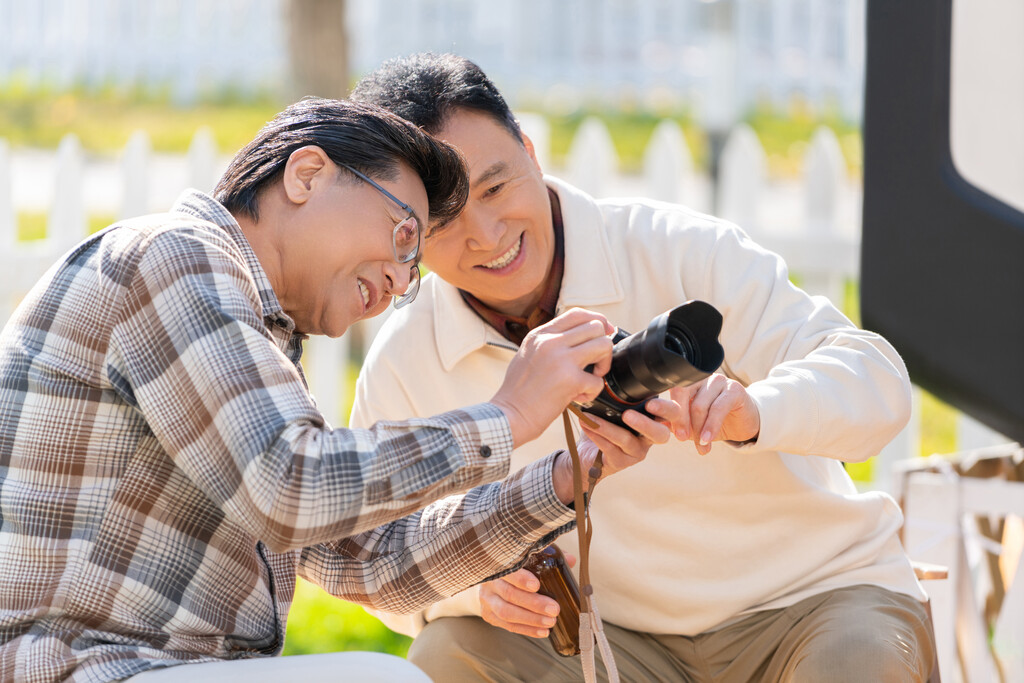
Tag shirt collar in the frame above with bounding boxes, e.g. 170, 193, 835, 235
170, 189, 297, 333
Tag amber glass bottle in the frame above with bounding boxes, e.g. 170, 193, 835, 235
524, 544, 582, 657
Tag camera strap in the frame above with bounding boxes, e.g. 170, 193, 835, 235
563, 407, 620, 683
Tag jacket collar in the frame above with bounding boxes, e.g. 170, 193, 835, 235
433, 176, 625, 371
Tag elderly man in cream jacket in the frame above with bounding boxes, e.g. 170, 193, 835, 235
350, 54, 936, 683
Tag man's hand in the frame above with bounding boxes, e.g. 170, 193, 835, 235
669, 374, 760, 455
479, 553, 578, 638
491, 309, 614, 447
551, 395, 685, 504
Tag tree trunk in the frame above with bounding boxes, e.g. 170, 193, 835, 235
287, 0, 349, 101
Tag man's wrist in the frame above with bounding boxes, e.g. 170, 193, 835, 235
551, 450, 576, 505
489, 399, 528, 447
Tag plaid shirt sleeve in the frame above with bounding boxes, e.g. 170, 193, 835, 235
298, 452, 577, 614
108, 223, 516, 551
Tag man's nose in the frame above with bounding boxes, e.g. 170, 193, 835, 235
383, 261, 413, 295
462, 203, 504, 251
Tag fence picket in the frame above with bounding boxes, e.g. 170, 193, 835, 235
0, 139, 14, 251
48, 133, 87, 248
717, 123, 765, 236
642, 119, 693, 204
515, 112, 551, 172
121, 130, 151, 220
188, 126, 219, 194
800, 126, 849, 305
0, 139, 16, 323
565, 116, 617, 198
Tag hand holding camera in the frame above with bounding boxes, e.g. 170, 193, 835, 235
490, 308, 615, 447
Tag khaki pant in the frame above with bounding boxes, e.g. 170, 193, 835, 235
409, 585, 935, 683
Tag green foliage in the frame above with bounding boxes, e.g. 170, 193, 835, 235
744, 101, 861, 178
16, 213, 46, 242
283, 579, 411, 658
1, 87, 858, 180
919, 390, 960, 457
539, 101, 860, 179
543, 109, 706, 174
0, 82, 281, 156
16, 213, 115, 241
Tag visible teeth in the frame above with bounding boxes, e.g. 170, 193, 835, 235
358, 280, 370, 308
482, 237, 521, 269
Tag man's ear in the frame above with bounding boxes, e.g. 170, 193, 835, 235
522, 131, 544, 175
282, 145, 332, 206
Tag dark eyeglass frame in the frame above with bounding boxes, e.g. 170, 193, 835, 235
340, 164, 422, 309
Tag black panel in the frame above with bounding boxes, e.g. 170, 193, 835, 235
861, 0, 1024, 442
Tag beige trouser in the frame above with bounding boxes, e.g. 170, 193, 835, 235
408, 585, 936, 683
126, 651, 431, 682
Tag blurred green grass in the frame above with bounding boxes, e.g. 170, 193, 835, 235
283, 579, 411, 657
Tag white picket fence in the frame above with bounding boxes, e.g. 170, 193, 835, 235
0, 118, 1014, 490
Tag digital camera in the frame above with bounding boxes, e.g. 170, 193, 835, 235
576, 301, 724, 432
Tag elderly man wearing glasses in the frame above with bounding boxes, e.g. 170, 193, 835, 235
0, 98, 683, 683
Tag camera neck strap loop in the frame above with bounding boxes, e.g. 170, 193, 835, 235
563, 407, 620, 683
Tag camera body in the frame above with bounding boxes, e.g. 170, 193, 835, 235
576, 301, 724, 432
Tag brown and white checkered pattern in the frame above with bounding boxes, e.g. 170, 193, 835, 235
0, 190, 575, 683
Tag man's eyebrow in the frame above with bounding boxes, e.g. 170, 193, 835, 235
385, 201, 421, 229
473, 162, 511, 188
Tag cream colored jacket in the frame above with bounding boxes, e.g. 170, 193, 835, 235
350, 176, 926, 637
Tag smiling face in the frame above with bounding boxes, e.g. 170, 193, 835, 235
281, 157, 428, 338
423, 108, 555, 317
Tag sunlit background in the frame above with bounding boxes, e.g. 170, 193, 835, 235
1, 0, 1016, 664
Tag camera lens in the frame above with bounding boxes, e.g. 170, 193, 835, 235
663, 325, 699, 366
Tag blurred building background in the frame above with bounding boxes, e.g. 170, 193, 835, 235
0, 0, 865, 123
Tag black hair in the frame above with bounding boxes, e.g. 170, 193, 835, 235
351, 53, 523, 145
214, 97, 468, 226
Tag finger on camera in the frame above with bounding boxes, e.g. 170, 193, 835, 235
545, 308, 612, 335
579, 427, 621, 457
557, 318, 611, 347
502, 568, 540, 593
641, 398, 685, 431
492, 586, 559, 622
483, 602, 556, 637
622, 410, 671, 444
579, 412, 642, 448
572, 378, 607, 405
574, 335, 613, 372
582, 426, 646, 466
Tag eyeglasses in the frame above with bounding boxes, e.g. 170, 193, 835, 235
341, 164, 422, 309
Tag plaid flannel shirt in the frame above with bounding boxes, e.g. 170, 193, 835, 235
0, 190, 575, 683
